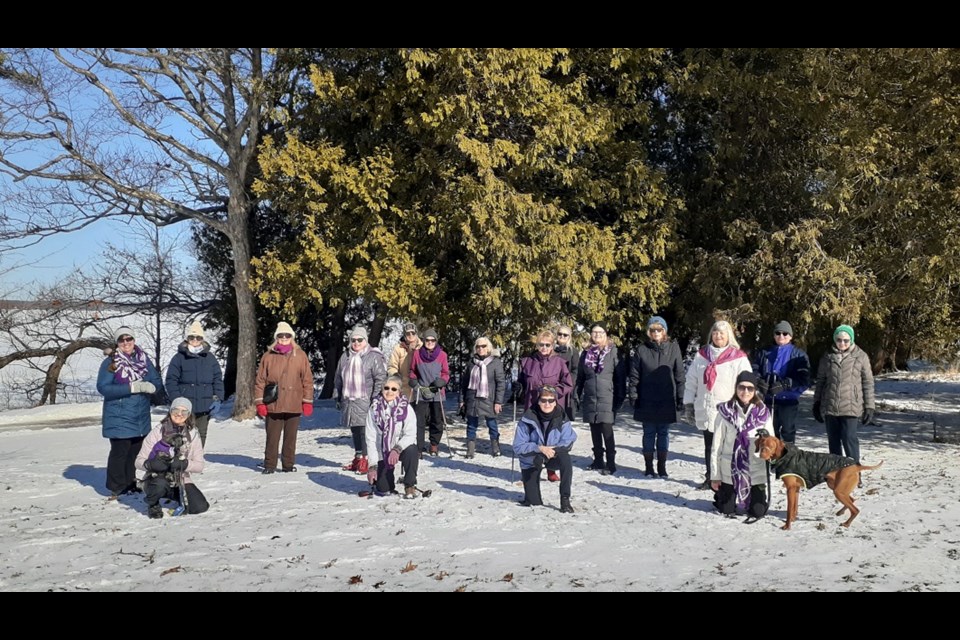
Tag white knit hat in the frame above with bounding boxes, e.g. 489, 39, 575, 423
185, 321, 205, 340
114, 326, 135, 343
274, 321, 295, 339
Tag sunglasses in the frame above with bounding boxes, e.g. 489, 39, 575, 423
424, 338, 437, 343
171, 408, 190, 416
187, 335, 203, 341
117, 336, 135, 344
557, 332, 570, 337
538, 398, 557, 405
276, 333, 293, 339
774, 331, 790, 337
476, 344, 490, 349
648, 327, 664, 333
836, 338, 851, 344
351, 337, 366, 343
537, 342, 553, 348
404, 331, 417, 336
736, 384, 756, 392
382, 386, 399, 392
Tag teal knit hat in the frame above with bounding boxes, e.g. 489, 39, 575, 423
833, 324, 855, 344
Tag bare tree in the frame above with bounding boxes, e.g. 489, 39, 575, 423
0, 48, 286, 418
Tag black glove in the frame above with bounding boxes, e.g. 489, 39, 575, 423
812, 401, 824, 423
428, 383, 439, 393
170, 458, 189, 473
145, 456, 171, 473
861, 408, 875, 425
336, 400, 342, 411
779, 376, 793, 390
756, 378, 770, 397
434, 378, 447, 389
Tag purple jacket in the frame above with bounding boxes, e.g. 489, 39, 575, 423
518, 353, 573, 410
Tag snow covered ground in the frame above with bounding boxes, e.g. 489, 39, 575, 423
1, 373, 959, 592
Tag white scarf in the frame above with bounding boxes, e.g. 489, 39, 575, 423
468, 355, 493, 398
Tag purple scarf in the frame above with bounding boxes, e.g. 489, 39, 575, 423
274, 343, 293, 354
699, 345, 745, 391
718, 399, 770, 510
373, 395, 410, 468
584, 344, 611, 373
418, 345, 441, 363
149, 417, 191, 460
113, 345, 149, 384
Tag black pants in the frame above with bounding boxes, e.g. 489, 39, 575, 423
106, 436, 145, 495
521, 449, 573, 506
350, 425, 367, 456
194, 412, 210, 448
143, 475, 209, 514
374, 445, 420, 492
702, 431, 714, 480
713, 482, 767, 517
415, 401, 445, 449
589, 422, 616, 469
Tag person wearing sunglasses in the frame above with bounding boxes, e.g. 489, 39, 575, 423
752, 320, 810, 445
513, 385, 577, 513
165, 321, 224, 448
629, 316, 685, 477
408, 329, 450, 456
364, 375, 421, 498
97, 325, 164, 499
517, 330, 573, 415
387, 322, 422, 401
812, 325, 875, 477
335, 326, 387, 475
459, 337, 506, 458
136, 397, 209, 518
709, 371, 773, 519
577, 322, 626, 476
554, 325, 580, 421
682, 320, 752, 490
254, 322, 315, 474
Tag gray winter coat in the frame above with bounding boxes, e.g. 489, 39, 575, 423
577, 344, 626, 424
335, 348, 387, 427
460, 356, 506, 418
814, 344, 875, 418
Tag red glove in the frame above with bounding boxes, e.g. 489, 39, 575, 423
387, 449, 400, 466
302, 403, 313, 417
256, 404, 268, 418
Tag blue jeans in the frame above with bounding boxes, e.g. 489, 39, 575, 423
825, 415, 860, 464
466, 415, 500, 441
772, 404, 799, 443
642, 422, 670, 454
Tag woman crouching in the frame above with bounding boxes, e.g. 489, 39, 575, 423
365, 375, 422, 499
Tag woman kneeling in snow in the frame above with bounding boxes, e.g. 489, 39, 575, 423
136, 397, 209, 519
365, 375, 421, 499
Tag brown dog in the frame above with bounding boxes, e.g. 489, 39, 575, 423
754, 435, 883, 530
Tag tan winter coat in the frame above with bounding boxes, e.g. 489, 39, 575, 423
254, 343, 315, 414
814, 344, 875, 417
388, 338, 422, 401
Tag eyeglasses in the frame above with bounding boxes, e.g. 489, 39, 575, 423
424, 338, 437, 343
187, 335, 203, 342
557, 332, 570, 337
591, 330, 606, 335
117, 336, 135, 344
774, 331, 790, 337
537, 342, 553, 348
276, 333, 293, 339
382, 386, 399, 392
648, 327, 664, 334
538, 398, 557, 405
171, 408, 190, 416
736, 384, 756, 392
835, 338, 851, 344
351, 338, 366, 343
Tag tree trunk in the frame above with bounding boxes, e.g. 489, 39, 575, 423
320, 302, 347, 399
229, 206, 258, 419
40, 354, 67, 405
223, 339, 238, 400
368, 302, 388, 348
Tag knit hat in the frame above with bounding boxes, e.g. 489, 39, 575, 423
185, 321, 205, 340
274, 321, 295, 339
773, 320, 793, 336
834, 324, 855, 344
590, 322, 607, 333
350, 325, 368, 341
647, 316, 668, 333
170, 397, 193, 414
403, 322, 417, 334
114, 326, 135, 343
422, 329, 438, 341
736, 371, 760, 388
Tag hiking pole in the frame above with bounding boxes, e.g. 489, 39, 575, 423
440, 394, 455, 458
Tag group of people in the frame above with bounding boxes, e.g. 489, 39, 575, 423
98, 314, 876, 520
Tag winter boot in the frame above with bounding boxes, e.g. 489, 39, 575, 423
520, 468, 543, 506
490, 439, 501, 457
603, 452, 616, 476
262, 468, 276, 475
657, 451, 669, 478
355, 456, 369, 475
342, 455, 360, 472
404, 486, 417, 500
587, 447, 605, 471
560, 497, 575, 514
147, 504, 163, 519
281, 466, 298, 473
429, 444, 439, 457
547, 470, 560, 482
466, 440, 476, 459
643, 453, 655, 477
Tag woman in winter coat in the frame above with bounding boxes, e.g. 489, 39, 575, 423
458, 337, 506, 458
409, 329, 450, 456
364, 375, 421, 499
97, 325, 164, 499
813, 325, 875, 469
387, 321, 422, 401
629, 316, 685, 477
554, 325, 579, 421
165, 321, 224, 448
136, 396, 209, 519
335, 325, 387, 475
513, 385, 577, 513
710, 371, 773, 519
752, 320, 810, 444
577, 322, 626, 476
682, 320, 752, 489
518, 330, 573, 411
254, 322, 315, 474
